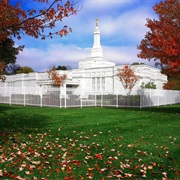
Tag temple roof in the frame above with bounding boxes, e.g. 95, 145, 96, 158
79, 19, 115, 69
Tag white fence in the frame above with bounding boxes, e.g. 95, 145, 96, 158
0, 87, 179, 108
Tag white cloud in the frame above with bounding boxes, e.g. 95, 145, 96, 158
99, 7, 152, 42
17, 44, 90, 71
17, 43, 154, 72
103, 46, 154, 66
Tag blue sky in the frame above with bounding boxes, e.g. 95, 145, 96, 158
15, 0, 162, 72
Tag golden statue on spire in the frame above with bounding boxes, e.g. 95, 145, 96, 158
96, 18, 99, 26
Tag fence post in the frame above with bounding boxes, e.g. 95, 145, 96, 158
65, 86, 67, 108
23, 87, 26, 106
158, 89, 159, 107
116, 94, 118, 108
95, 92, 96, 107
10, 87, 11, 105
165, 90, 166, 106
65, 94, 66, 108
150, 89, 151, 108
101, 93, 103, 107
80, 94, 82, 108
59, 87, 61, 108
40, 87, 42, 107
140, 90, 142, 108
40, 95, 42, 107
60, 94, 61, 108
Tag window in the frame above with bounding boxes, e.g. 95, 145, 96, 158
92, 77, 105, 91
97, 77, 100, 91
92, 78, 95, 91
102, 77, 105, 91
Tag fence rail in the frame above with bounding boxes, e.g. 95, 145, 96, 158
0, 87, 179, 108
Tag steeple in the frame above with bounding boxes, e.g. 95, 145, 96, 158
96, 18, 99, 27
91, 18, 103, 58
78, 19, 116, 69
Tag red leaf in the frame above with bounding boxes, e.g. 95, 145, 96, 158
55, 168, 60, 173
114, 138, 119, 141
94, 154, 102, 160
73, 160, 81, 167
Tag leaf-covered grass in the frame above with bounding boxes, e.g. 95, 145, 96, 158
0, 104, 179, 179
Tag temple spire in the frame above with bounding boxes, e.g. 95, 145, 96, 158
91, 18, 103, 57
96, 18, 99, 27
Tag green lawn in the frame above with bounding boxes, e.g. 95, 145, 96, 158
0, 104, 179, 179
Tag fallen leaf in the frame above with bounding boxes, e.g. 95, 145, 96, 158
94, 154, 102, 160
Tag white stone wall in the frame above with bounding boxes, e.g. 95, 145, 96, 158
0, 63, 167, 95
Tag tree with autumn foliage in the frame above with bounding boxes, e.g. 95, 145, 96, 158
0, 0, 78, 42
163, 75, 180, 90
137, 0, 180, 77
47, 67, 67, 87
116, 65, 141, 96
0, 0, 79, 81
163, 81, 177, 90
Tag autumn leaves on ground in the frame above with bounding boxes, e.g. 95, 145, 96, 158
0, 104, 179, 179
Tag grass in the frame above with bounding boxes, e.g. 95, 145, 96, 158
0, 104, 179, 179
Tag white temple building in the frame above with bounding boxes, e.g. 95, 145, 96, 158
0, 20, 167, 95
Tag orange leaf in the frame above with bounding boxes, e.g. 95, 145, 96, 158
94, 154, 102, 160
